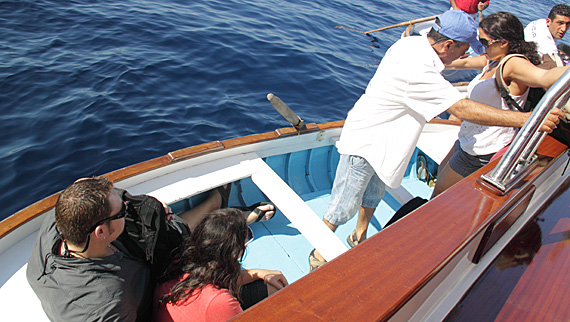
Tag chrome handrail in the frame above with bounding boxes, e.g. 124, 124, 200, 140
481, 68, 570, 192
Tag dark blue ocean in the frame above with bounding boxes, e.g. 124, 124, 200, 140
0, 0, 563, 220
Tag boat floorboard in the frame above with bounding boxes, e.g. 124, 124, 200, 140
242, 177, 433, 283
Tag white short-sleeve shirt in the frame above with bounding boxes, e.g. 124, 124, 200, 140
336, 35, 463, 188
525, 19, 559, 58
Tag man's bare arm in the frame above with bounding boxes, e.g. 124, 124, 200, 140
448, 99, 563, 133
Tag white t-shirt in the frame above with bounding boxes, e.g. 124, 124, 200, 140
525, 19, 562, 65
458, 63, 528, 156
336, 35, 463, 188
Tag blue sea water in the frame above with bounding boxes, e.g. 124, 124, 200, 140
0, 0, 564, 220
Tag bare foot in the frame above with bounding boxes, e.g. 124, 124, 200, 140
312, 249, 326, 263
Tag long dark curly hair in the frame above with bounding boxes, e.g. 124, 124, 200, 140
159, 208, 248, 306
479, 12, 541, 65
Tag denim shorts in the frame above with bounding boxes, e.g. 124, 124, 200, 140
324, 154, 386, 226
448, 140, 494, 177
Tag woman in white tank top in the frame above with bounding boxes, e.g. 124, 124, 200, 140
431, 12, 569, 198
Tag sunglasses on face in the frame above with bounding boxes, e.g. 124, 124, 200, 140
479, 38, 501, 48
86, 201, 129, 234
245, 226, 254, 247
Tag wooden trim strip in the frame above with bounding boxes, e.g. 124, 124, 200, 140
0, 194, 60, 240
168, 141, 225, 162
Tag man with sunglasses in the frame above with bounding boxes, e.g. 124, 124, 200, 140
309, 10, 564, 270
525, 4, 570, 68
27, 174, 275, 321
27, 177, 153, 321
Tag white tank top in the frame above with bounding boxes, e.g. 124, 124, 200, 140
458, 62, 529, 156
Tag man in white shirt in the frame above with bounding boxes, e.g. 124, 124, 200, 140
309, 10, 564, 270
525, 4, 570, 68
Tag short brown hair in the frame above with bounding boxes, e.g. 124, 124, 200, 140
55, 177, 114, 245
549, 4, 570, 20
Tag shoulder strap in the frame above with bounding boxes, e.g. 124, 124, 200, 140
495, 54, 528, 112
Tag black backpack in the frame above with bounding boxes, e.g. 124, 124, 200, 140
115, 188, 191, 281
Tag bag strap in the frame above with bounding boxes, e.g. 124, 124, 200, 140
494, 54, 528, 112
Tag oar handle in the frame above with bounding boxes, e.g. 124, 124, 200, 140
364, 15, 438, 34
267, 93, 304, 129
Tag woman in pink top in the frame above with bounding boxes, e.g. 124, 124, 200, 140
153, 208, 288, 322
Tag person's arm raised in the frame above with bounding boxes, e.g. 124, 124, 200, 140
446, 55, 487, 70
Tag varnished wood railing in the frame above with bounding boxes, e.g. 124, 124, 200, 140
446, 172, 570, 320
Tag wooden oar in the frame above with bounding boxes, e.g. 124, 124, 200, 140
364, 15, 438, 34
267, 93, 305, 131
335, 14, 438, 35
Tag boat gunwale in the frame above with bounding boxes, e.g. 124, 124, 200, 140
0, 121, 341, 240
444, 168, 570, 320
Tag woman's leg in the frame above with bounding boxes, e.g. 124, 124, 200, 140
431, 161, 464, 198
431, 142, 461, 199
178, 187, 223, 230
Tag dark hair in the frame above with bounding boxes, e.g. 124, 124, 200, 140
548, 4, 570, 20
479, 12, 541, 65
55, 177, 113, 245
427, 17, 467, 48
159, 208, 248, 306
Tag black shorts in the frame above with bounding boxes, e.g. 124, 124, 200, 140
240, 279, 268, 310
448, 140, 494, 177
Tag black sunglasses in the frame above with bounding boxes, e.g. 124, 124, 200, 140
86, 201, 128, 233
64, 201, 128, 256
479, 38, 501, 48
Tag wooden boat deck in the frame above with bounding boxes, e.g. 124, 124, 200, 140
173, 145, 436, 283
445, 173, 570, 321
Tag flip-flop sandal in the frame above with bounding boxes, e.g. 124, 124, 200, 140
216, 184, 231, 209
309, 249, 327, 272
235, 202, 276, 223
347, 230, 359, 248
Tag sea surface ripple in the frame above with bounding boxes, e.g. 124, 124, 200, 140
0, 0, 562, 219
